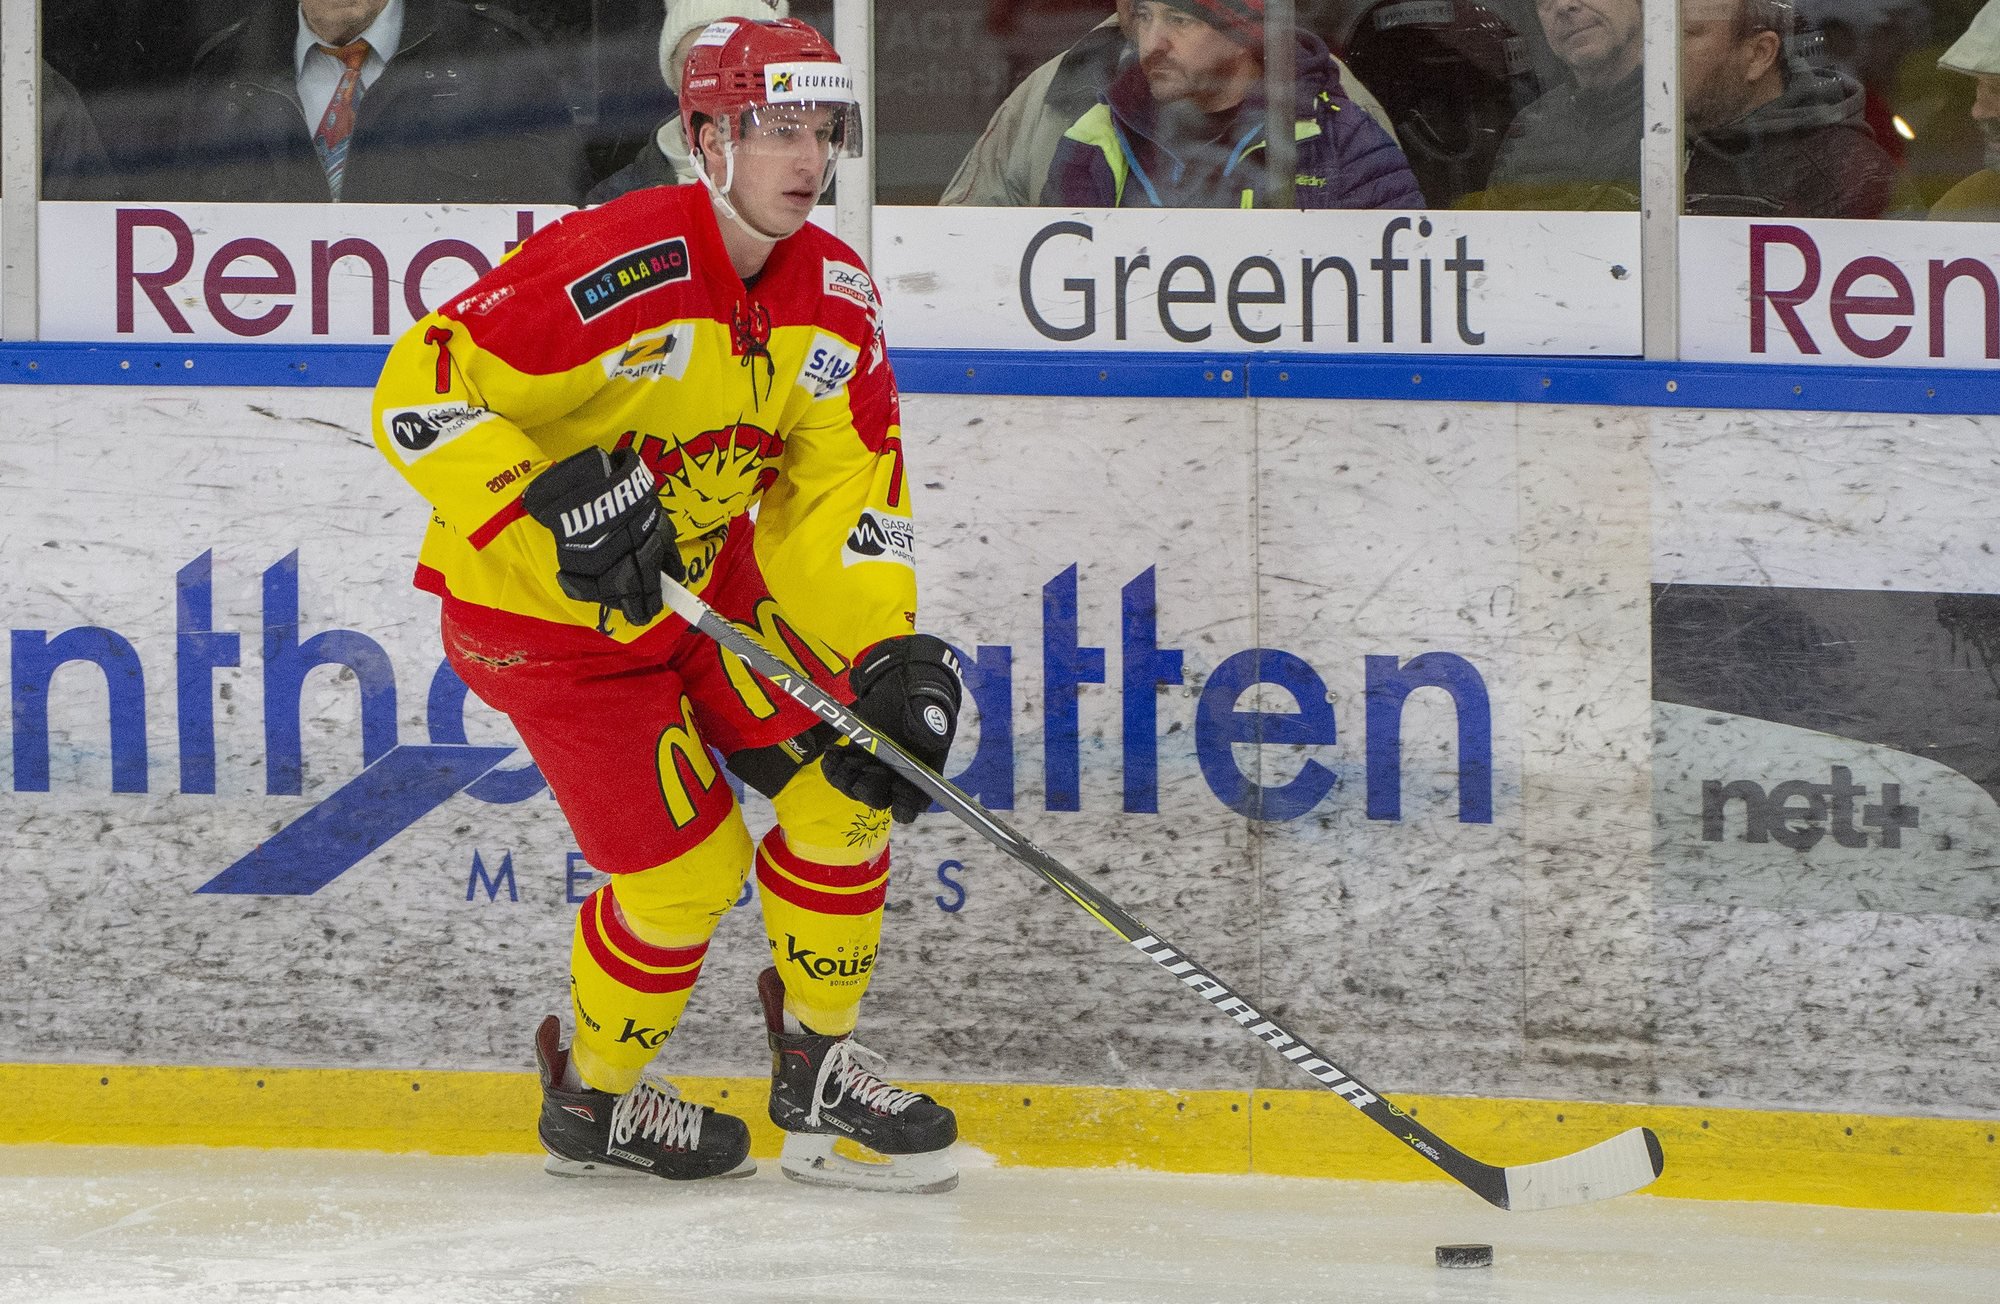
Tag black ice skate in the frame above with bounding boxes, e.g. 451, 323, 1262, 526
533, 1015, 754, 1181
756, 966, 958, 1193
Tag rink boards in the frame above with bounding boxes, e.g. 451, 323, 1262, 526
2, 371, 1997, 1213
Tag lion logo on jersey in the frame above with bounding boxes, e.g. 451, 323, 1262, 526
616, 423, 786, 536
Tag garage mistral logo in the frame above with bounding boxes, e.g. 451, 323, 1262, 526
12, 555, 1496, 896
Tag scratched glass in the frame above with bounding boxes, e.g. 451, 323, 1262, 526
929, 0, 1563, 211
42, 0, 606, 206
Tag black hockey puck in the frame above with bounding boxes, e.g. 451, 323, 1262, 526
1435, 1243, 1494, 1269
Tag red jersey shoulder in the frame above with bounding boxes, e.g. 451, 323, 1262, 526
439, 186, 720, 375
770, 221, 882, 346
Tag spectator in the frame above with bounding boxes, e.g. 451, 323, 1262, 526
1336, 0, 1541, 208
43, 64, 120, 201
1476, 0, 1642, 208
1794, 0, 1930, 170
1930, 0, 2000, 221
169, 0, 588, 204
943, 0, 1398, 205
1040, 0, 1421, 207
1681, 0, 1895, 218
590, 0, 788, 204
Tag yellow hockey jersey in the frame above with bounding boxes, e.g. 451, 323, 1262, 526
371, 184, 914, 656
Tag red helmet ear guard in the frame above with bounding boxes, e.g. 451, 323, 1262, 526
678, 17, 858, 155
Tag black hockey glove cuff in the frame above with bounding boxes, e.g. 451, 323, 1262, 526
521, 446, 683, 631
820, 634, 962, 824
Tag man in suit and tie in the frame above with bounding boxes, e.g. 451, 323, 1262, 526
169, 0, 588, 204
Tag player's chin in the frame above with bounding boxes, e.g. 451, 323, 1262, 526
775, 191, 819, 226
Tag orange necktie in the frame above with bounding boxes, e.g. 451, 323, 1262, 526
312, 40, 370, 200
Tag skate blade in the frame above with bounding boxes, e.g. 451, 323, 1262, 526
777, 1133, 958, 1194
543, 1153, 758, 1181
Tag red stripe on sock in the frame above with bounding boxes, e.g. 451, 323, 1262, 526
755, 857, 887, 917
594, 887, 709, 969
579, 893, 704, 994
759, 830, 889, 889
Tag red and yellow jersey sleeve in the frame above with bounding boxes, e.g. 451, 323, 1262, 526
371, 190, 921, 654
753, 245, 915, 660
370, 200, 701, 633
374, 313, 553, 544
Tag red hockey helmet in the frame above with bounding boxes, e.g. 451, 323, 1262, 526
678, 17, 861, 196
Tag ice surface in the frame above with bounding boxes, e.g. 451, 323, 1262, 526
0, 1145, 1992, 1304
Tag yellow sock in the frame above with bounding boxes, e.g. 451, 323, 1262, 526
755, 828, 888, 1035
567, 814, 751, 1093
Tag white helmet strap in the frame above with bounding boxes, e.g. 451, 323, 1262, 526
696, 127, 786, 246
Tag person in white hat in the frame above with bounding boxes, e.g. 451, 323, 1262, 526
588, 0, 789, 203
1932, 1, 2000, 220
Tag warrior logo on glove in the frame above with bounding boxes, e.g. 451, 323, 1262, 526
555, 456, 658, 539
522, 445, 684, 633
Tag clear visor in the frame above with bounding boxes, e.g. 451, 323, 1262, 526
720, 103, 863, 196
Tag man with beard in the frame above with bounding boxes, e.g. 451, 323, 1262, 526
1680, 0, 1894, 217
943, 0, 1400, 206
1040, 0, 1421, 207
1479, 0, 1893, 216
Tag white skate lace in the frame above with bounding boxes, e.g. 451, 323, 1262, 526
807, 1039, 922, 1126
610, 1076, 705, 1152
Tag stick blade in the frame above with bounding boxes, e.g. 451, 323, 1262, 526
1502, 1126, 1665, 1212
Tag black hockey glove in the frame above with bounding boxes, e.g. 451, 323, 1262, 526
820, 634, 963, 824
521, 446, 682, 631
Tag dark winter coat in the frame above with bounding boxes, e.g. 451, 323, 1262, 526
587, 136, 683, 206
1683, 65, 1894, 220
1476, 66, 1642, 210
1040, 31, 1422, 209
1476, 60, 1894, 219
167, 0, 587, 204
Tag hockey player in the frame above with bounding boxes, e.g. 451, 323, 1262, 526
370, 17, 961, 1194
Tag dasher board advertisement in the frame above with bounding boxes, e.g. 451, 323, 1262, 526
40, 202, 1641, 356
1682, 215, 2000, 369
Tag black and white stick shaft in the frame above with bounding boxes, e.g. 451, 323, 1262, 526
660, 578, 1664, 1211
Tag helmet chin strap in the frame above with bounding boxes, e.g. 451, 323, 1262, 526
698, 143, 787, 246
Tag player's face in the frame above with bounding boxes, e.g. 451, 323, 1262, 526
1535, 0, 1643, 88
1131, 2, 1255, 110
719, 106, 841, 237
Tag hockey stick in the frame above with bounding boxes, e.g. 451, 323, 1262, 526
661, 578, 1664, 1211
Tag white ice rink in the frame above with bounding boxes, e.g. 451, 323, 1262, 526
1, 1145, 1993, 1303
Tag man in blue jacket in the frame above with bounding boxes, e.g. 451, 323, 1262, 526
1041, 0, 1422, 208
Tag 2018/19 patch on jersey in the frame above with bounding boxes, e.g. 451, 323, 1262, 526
842, 508, 914, 569
380, 401, 493, 465
569, 238, 692, 322
798, 333, 859, 398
